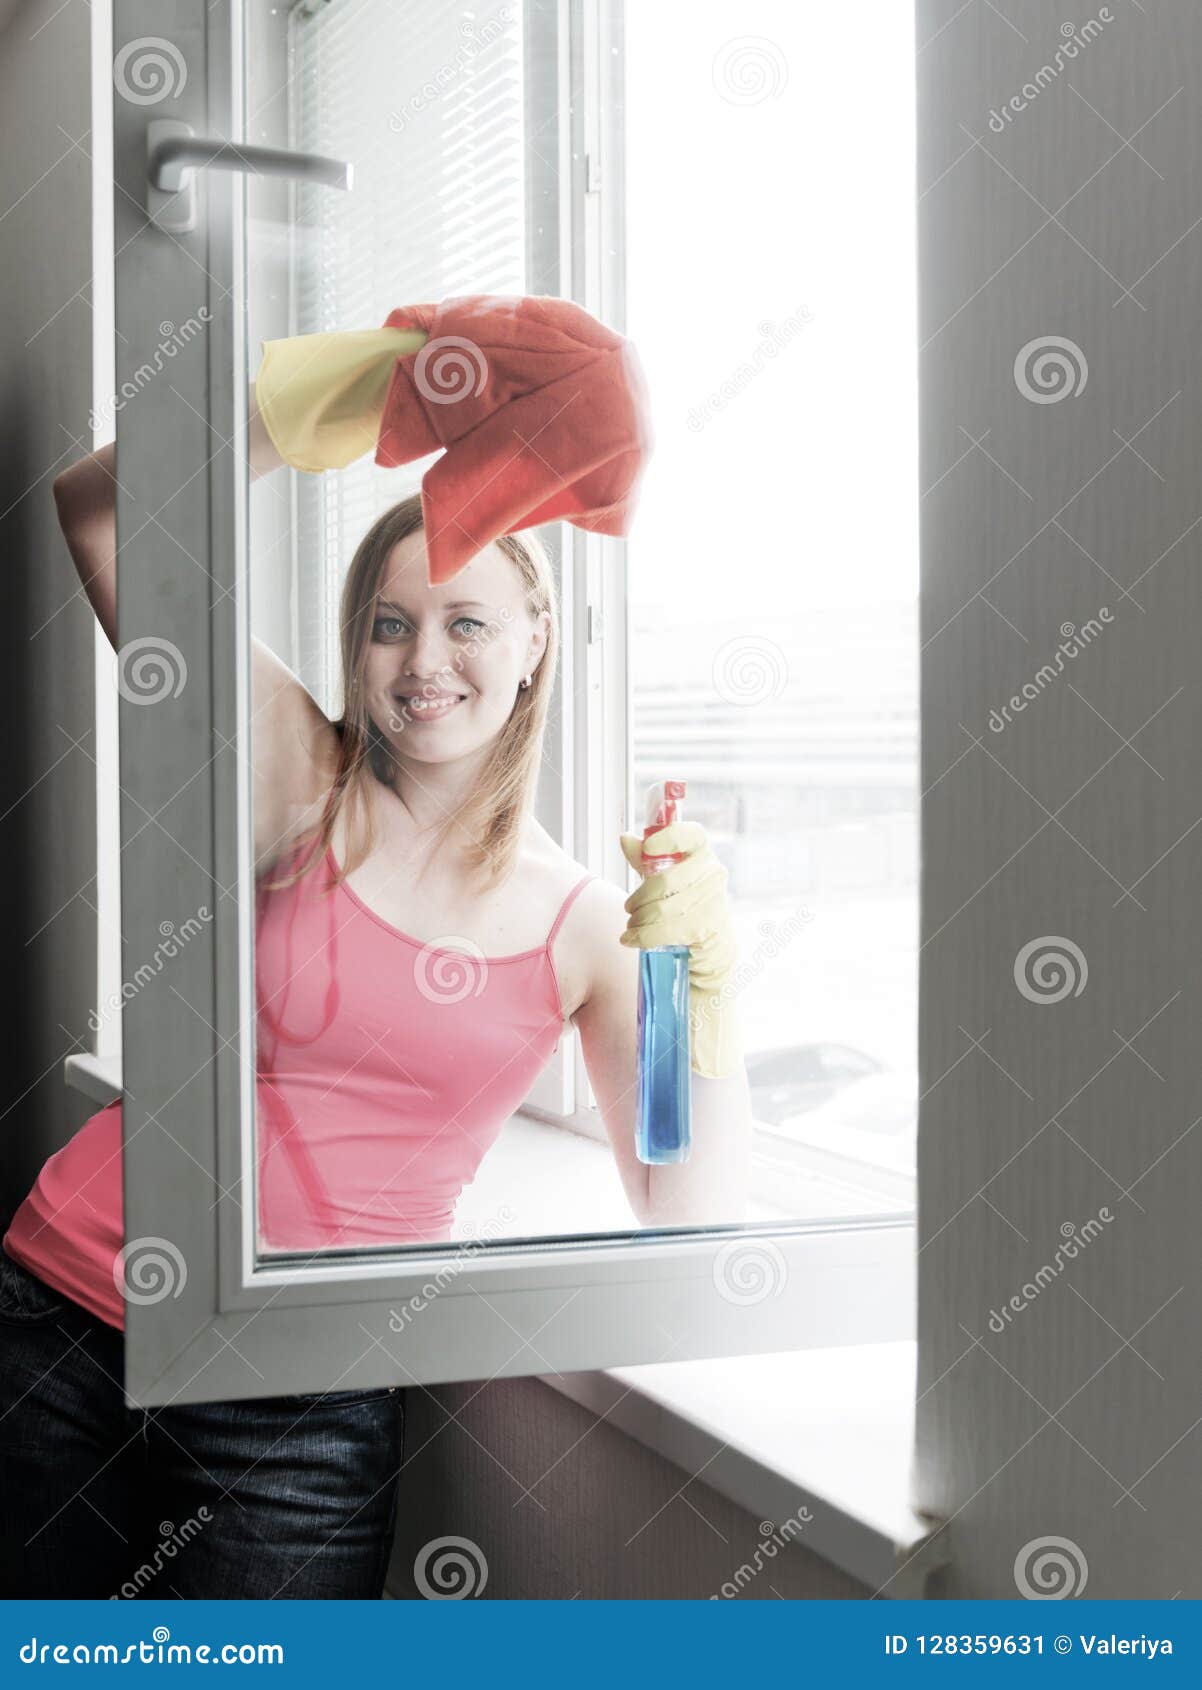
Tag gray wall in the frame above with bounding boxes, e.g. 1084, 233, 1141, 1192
0, 0, 97, 1224
387, 1378, 870, 1600
916, 0, 1202, 1598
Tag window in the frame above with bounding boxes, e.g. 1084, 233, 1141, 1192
108, 0, 914, 1404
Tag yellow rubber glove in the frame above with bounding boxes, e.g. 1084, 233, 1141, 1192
618, 820, 741, 1080
254, 325, 429, 473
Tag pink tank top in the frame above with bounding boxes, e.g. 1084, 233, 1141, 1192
3, 840, 594, 1331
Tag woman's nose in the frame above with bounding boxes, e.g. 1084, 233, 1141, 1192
404, 624, 453, 677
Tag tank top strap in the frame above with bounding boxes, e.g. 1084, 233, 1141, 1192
545, 872, 597, 949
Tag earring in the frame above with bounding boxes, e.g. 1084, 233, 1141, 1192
520, 673, 532, 690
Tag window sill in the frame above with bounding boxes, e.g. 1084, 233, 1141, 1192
541, 1343, 946, 1598
64, 1051, 122, 1108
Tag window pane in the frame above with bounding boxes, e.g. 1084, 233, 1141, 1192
239, 0, 917, 1264
625, 1, 920, 1208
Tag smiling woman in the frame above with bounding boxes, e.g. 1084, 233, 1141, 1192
1, 308, 754, 1594
260, 492, 556, 895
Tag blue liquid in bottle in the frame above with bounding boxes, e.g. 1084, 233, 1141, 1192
633, 779, 692, 1165
635, 945, 692, 1163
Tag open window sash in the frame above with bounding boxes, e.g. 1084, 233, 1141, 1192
112, 0, 913, 1407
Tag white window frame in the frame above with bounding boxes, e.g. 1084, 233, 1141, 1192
109, 0, 913, 1408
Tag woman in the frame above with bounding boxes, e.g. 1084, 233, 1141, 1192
0, 391, 751, 1600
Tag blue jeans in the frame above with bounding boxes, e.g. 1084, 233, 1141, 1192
0, 1247, 406, 1599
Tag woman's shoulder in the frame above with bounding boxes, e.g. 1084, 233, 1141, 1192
518, 824, 625, 930
516, 826, 632, 1019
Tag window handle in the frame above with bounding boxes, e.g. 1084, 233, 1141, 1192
146, 119, 352, 233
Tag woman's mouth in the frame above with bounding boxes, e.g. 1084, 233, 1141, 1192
396, 692, 465, 722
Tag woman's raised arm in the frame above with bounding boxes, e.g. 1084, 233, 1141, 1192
52, 388, 285, 652
53, 392, 337, 871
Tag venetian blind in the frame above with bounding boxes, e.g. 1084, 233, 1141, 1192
288, 0, 528, 709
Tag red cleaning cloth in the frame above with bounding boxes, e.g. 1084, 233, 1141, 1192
374, 293, 654, 584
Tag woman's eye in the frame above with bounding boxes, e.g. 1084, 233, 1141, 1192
452, 616, 486, 636
373, 616, 407, 640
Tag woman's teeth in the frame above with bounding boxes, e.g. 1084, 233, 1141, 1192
406, 694, 462, 719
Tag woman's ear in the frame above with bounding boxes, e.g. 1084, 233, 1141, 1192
525, 608, 551, 675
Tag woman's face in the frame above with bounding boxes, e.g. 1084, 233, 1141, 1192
361, 529, 549, 765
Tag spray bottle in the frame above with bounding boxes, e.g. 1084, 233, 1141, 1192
634, 780, 692, 1165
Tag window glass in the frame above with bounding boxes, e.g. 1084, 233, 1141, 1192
241, 0, 918, 1264
626, 0, 920, 1193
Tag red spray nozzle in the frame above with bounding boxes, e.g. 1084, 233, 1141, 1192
641, 779, 687, 873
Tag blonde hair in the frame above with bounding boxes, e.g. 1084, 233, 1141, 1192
273, 493, 558, 892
